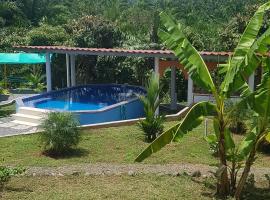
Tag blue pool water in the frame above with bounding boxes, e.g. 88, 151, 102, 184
18, 84, 146, 125
36, 100, 108, 111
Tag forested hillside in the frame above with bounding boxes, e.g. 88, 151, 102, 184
0, 0, 267, 51
0, 0, 268, 99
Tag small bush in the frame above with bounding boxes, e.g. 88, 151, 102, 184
226, 100, 250, 135
40, 112, 80, 155
229, 121, 248, 135
138, 72, 165, 142
0, 166, 25, 191
139, 115, 165, 142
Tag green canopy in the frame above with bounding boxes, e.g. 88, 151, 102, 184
0, 53, 47, 64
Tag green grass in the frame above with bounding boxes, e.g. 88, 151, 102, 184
2, 175, 213, 200
0, 103, 16, 118
0, 121, 269, 167
2, 174, 270, 200
0, 121, 218, 167
1, 121, 270, 200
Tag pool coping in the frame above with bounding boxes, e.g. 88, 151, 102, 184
0, 106, 190, 138
79, 106, 190, 130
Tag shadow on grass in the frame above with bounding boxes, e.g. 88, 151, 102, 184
4, 186, 33, 193
42, 148, 89, 159
240, 174, 270, 200
192, 173, 270, 200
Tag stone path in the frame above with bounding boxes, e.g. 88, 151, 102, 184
0, 117, 39, 137
24, 163, 270, 181
25, 163, 217, 177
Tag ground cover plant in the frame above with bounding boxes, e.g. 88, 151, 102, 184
135, 2, 270, 199
0, 166, 24, 192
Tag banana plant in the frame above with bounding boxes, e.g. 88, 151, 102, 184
233, 58, 270, 199
135, 2, 270, 198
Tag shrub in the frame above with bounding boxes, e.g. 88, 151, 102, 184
138, 72, 164, 142
0, 166, 25, 192
226, 100, 250, 135
40, 112, 80, 155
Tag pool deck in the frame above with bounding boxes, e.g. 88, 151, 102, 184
0, 93, 40, 137
0, 93, 37, 106
0, 117, 40, 137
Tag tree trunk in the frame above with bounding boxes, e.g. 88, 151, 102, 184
217, 124, 230, 197
230, 161, 237, 195
234, 146, 256, 199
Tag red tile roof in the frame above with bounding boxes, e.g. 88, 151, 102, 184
14, 46, 232, 58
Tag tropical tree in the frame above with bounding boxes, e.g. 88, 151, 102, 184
232, 57, 270, 198
25, 67, 46, 92
138, 72, 164, 142
135, 2, 270, 198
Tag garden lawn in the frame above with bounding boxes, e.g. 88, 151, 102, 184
2, 174, 270, 200
1, 174, 214, 200
0, 121, 269, 167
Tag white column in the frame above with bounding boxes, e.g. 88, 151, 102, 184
187, 75, 193, 105
45, 53, 52, 92
154, 57, 159, 115
170, 66, 177, 110
248, 73, 255, 91
70, 54, 76, 87
66, 54, 71, 87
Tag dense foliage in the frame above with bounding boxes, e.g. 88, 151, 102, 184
0, 0, 268, 101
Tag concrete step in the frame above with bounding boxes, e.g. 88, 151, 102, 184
12, 113, 44, 124
18, 107, 48, 117
12, 120, 39, 127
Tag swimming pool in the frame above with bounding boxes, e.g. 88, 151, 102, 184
15, 84, 146, 125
